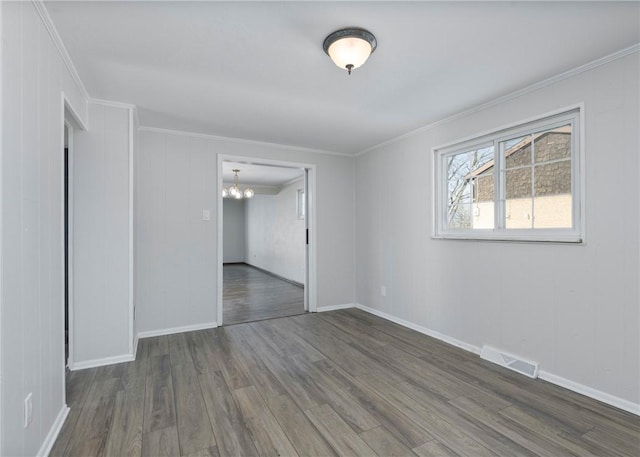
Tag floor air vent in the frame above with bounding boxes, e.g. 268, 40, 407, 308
480, 345, 539, 379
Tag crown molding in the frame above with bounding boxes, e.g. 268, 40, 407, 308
137, 126, 352, 158
89, 98, 140, 129
355, 43, 640, 157
89, 98, 136, 110
282, 175, 304, 188
32, 1, 90, 102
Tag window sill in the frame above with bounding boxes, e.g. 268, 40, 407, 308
432, 231, 584, 244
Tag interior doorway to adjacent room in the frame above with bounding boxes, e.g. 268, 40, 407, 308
217, 157, 316, 325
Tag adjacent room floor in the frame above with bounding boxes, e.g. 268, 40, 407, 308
51, 309, 639, 457
223, 263, 305, 325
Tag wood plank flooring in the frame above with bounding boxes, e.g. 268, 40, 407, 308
223, 263, 305, 325
51, 309, 640, 457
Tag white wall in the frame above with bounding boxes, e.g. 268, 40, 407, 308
73, 102, 132, 365
246, 180, 305, 284
355, 52, 640, 410
223, 199, 246, 263
132, 107, 139, 350
0, 2, 89, 455
136, 132, 218, 333
136, 129, 354, 334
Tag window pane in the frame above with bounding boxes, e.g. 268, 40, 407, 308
502, 126, 573, 230
472, 172, 494, 228
446, 146, 494, 229
505, 167, 532, 199
448, 180, 472, 228
534, 125, 571, 163
502, 134, 533, 229
504, 135, 531, 168
533, 160, 572, 228
534, 160, 571, 196
505, 168, 533, 229
532, 124, 572, 228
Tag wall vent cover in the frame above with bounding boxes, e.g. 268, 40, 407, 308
480, 345, 539, 379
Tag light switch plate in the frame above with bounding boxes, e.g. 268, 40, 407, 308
202, 210, 211, 221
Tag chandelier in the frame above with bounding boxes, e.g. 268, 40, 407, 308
222, 169, 254, 199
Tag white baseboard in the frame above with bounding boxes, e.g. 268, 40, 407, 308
355, 303, 481, 355
538, 371, 640, 416
37, 405, 69, 457
70, 353, 135, 371
137, 321, 218, 339
316, 303, 355, 313
354, 303, 639, 417
68, 322, 218, 370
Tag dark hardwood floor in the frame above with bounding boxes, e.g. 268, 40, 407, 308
223, 263, 305, 325
51, 309, 639, 457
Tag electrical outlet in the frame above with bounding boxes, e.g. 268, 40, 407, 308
381, 286, 387, 297
24, 393, 33, 428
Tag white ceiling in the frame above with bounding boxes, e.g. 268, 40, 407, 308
222, 161, 304, 187
46, 1, 639, 154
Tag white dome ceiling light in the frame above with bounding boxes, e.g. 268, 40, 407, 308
323, 28, 377, 75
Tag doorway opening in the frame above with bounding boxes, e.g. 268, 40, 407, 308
217, 156, 316, 326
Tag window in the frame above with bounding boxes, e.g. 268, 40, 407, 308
297, 189, 305, 220
434, 107, 582, 242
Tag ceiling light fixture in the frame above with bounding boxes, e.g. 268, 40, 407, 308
323, 28, 377, 75
222, 169, 254, 199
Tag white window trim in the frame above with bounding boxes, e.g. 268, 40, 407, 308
432, 104, 585, 243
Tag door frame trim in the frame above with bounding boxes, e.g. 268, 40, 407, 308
216, 154, 317, 326
64, 120, 74, 369
61, 93, 86, 392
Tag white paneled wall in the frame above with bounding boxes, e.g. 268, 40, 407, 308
72, 102, 133, 366
355, 52, 640, 410
6, 5, 634, 456
0, 2, 89, 455
246, 180, 306, 284
136, 132, 218, 334
223, 199, 246, 263
136, 129, 355, 335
